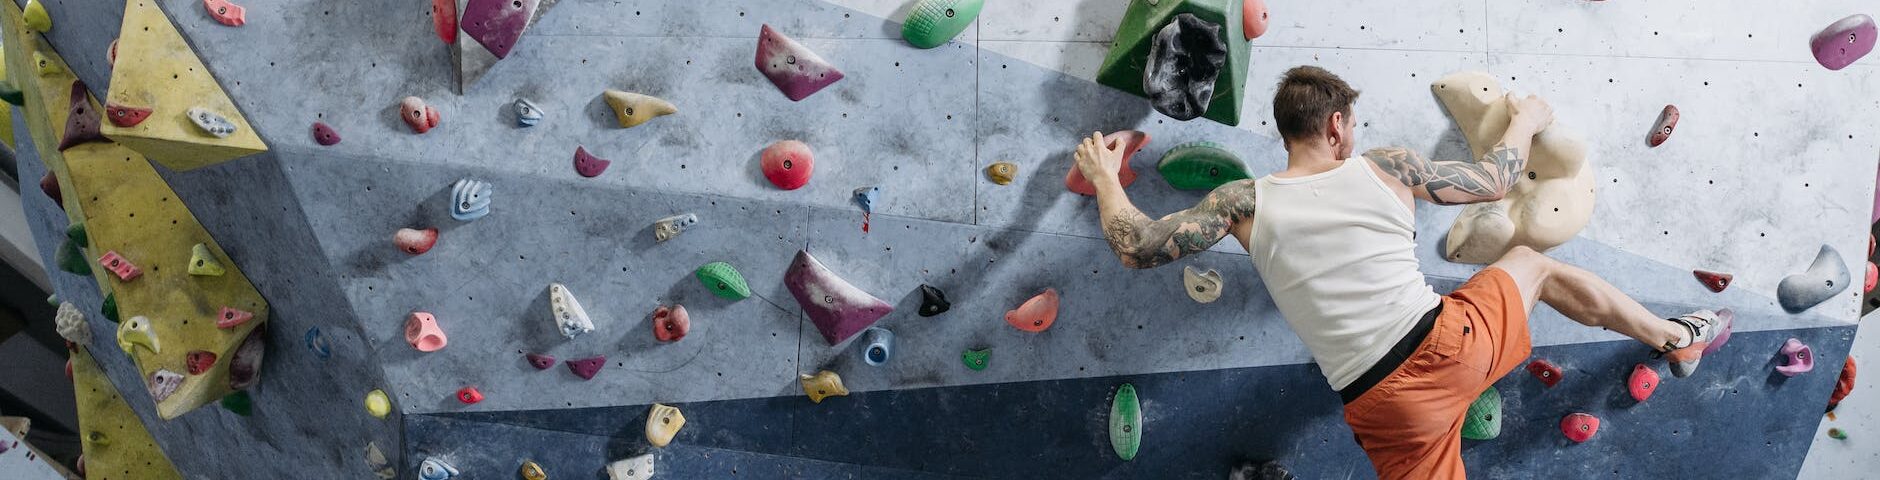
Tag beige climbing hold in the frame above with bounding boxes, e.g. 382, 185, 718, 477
549, 283, 595, 339
606, 453, 656, 480
645, 403, 685, 447
602, 90, 676, 128
986, 161, 1017, 185
365, 389, 391, 419
33, 51, 59, 76
55, 301, 90, 344
1183, 265, 1222, 303
1430, 72, 1594, 264
116, 315, 160, 354
146, 369, 183, 403
799, 370, 849, 403
366, 442, 395, 479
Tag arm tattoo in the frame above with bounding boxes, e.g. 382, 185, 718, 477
1363, 143, 1528, 206
1102, 180, 1257, 269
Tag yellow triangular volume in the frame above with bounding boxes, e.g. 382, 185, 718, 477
102, 0, 265, 171
71, 348, 184, 480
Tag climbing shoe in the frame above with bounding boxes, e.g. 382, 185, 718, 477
1663, 308, 1733, 378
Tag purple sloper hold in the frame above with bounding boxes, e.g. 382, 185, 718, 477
60, 80, 107, 151
525, 352, 556, 370
227, 330, 265, 390
566, 355, 605, 380
784, 249, 893, 346
1812, 14, 1876, 71
573, 146, 611, 178
756, 24, 844, 101
460, 0, 538, 59
1777, 338, 1814, 377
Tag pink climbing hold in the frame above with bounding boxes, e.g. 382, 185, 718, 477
460, 0, 540, 59
524, 352, 556, 370
1067, 130, 1147, 196
1560, 413, 1600, 443
431, 0, 458, 44
1812, 14, 1876, 71
756, 24, 845, 101
186, 350, 218, 375
59, 81, 107, 151
1648, 105, 1678, 147
456, 386, 483, 404
215, 306, 254, 329
97, 251, 142, 281
1527, 359, 1562, 387
573, 146, 612, 178
394, 228, 438, 255
565, 355, 606, 380
1866, 262, 1877, 293
1693, 270, 1732, 293
653, 304, 690, 342
1241, 0, 1269, 40
105, 103, 153, 128
1628, 363, 1658, 402
785, 249, 895, 345
1005, 289, 1060, 333
400, 96, 441, 134
405, 312, 447, 352
108, 40, 118, 68
1777, 338, 1814, 377
312, 122, 341, 146
761, 140, 815, 190
203, 0, 247, 27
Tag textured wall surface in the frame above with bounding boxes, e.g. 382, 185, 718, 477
10, 0, 1877, 478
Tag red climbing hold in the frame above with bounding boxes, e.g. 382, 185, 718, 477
104, 103, 152, 128
1067, 130, 1146, 196
653, 305, 689, 342
565, 355, 605, 380
394, 228, 438, 255
203, 0, 247, 26
1693, 270, 1732, 293
1865, 262, 1877, 293
1242, 0, 1269, 40
1830, 357, 1857, 411
400, 96, 441, 134
430, 0, 458, 44
39, 172, 60, 207
64, 356, 72, 380
186, 350, 218, 375
761, 140, 814, 190
1526, 359, 1561, 387
97, 251, 142, 281
1628, 363, 1659, 402
108, 40, 118, 68
59, 81, 107, 151
573, 146, 611, 178
456, 386, 483, 404
1560, 413, 1600, 443
215, 307, 254, 329
312, 122, 341, 146
524, 352, 556, 370
1005, 289, 1060, 333
1648, 105, 1678, 147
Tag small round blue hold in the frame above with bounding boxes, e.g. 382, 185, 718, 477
862, 327, 893, 366
305, 326, 331, 359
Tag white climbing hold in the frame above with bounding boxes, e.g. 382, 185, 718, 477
450, 179, 492, 221
514, 98, 542, 127
418, 457, 460, 480
549, 283, 594, 339
185, 107, 238, 138
116, 316, 160, 354
653, 213, 698, 243
1183, 266, 1223, 303
55, 302, 90, 345
147, 369, 184, 403
606, 453, 656, 480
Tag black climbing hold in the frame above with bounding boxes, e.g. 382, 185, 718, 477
1143, 14, 1227, 121
918, 284, 950, 317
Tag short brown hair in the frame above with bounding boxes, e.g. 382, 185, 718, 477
1272, 66, 1360, 144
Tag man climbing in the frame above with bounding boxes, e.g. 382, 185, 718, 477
1072, 66, 1731, 479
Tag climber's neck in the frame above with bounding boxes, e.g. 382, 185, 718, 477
1278, 140, 1347, 178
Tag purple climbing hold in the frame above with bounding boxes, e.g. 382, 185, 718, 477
312, 122, 341, 146
1778, 338, 1814, 377
756, 24, 845, 101
525, 352, 555, 370
1812, 14, 1876, 71
784, 249, 894, 346
227, 330, 265, 390
566, 355, 605, 380
573, 146, 611, 178
459, 0, 539, 59
59, 80, 107, 151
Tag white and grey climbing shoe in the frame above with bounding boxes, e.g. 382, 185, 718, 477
1664, 308, 1733, 378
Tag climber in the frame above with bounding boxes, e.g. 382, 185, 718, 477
1072, 65, 1729, 479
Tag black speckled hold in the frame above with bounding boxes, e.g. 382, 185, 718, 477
918, 284, 951, 317
1143, 14, 1227, 122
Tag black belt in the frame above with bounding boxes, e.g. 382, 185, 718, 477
1339, 303, 1443, 404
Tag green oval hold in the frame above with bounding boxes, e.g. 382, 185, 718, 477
961, 348, 990, 371
695, 261, 751, 300
1461, 386, 1502, 440
221, 391, 253, 416
101, 293, 118, 323
1109, 383, 1142, 461
65, 222, 88, 246
902, 0, 984, 49
1156, 141, 1251, 191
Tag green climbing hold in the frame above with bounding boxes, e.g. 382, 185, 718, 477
189, 243, 226, 276
695, 261, 751, 300
961, 348, 990, 371
902, 0, 983, 49
221, 391, 253, 416
1157, 141, 1250, 190
101, 293, 118, 323
65, 222, 88, 246
56, 239, 90, 275
0, 82, 24, 106
1095, 0, 1250, 126
1109, 383, 1143, 461
1830, 428, 1848, 440
46, 294, 58, 307
1461, 386, 1502, 440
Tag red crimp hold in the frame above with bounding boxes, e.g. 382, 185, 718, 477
1628, 363, 1659, 402
312, 122, 341, 146
97, 251, 141, 281
1526, 359, 1561, 387
1067, 130, 1147, 196
1648, 105, 1678, 147
565, 355, 605, 380
1560, 413, 1600, 443
456, 386, 484, 404
186, 350, 218, 375
203, 0, 247, 27
215, 307, 254, 329
105, 103, 153, 128
525, 352, 556, 370
1693, 270, 1732, 293
653, 305, 689, 342
431, 0, 458, 44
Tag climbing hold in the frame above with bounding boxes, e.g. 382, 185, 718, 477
400, 96, 442, 134
311, 122, 341, 146
519, 461, 547, 480
450, 178, 492, 221
854, 186, 880, 231
1461, 387, 1503, 441
60, 81, 107, 151
202, 0, 247, 27
862, 327, 893, 366
549, 283, 595, 339
985, 162, 1017, 185
54, 302, 89, 345
460, 0, 540, 58
696, 261, 752, 300
1158, 141, 1251, 190
571, 146, 612, 178
1867, 262, 1877, 293
1183, 265, 1223, 303
0, 82, 22, 106
1109, 383, 1142, 461
185, 107, 238, 138
1526, 359, 1561, 387
1629, 363, 1659, 402
1559, 413, 1600, 443
56, 240, 89, 275
961, 348, 990, 371
646, 403, 685, 447
147, 370, 184, 403
1242, 0, 1269, 40
1145, 14, 1228, 121
1832, 357, 1860, 412
405, 312, 448, 352
365, 389, 391, 418
1777, 245, 1850, 313
39, 172, 60, 206
1812, 14, 1876, 70
565, 355, 606, 381
228, 332, 265, 389
395, 228, 439, 255
1830, 428, 1848, 440
1693, 270, 1732, 293
756, 24, 845, 101
366, 442, 395, 479
800, 371, 849, 403
455, 386, 483, 404
430, 0, 457, 44
305, 326, 332, 359
1648, 105, 1678, 147
1005, 288, 1060, 333
1227, 461, 1297, 480
105, 103, 153, 128
902, 0, 983, 49
1778, 338, 1815, 377
652, 305, 689, 342
605, 453, 656, 480
918, 284, 951, 317
107, 39, 117, 68
525, 352, 556, 370
185, 350, 217, 375
602, 90, 677, 128
786, 249, 896, 345
215, 307, 254, 329
1067, 130, 1147, 196
513, 98, 542, 127
653, 213, 699, 243
1432, 72, 1596, 264
97, 251, 143, 281
22, 0, 49, 32
101, 293, 119, 323
34, 52, 61, 76
221, 391, 252, 416
182, 243, 227, 277
418, 457, 460, 480
761, 140, 814, 190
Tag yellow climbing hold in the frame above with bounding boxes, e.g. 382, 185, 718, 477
69, 347, 182, 480
188, 243, 226, 276
799, 370, 849, 403
21, 0, 48, 32
116, 316, 160, 354
645, 403, 686, 447
32, 51, 58, 76
519, 460, 548, 480
103, 0, 267, 171
602, 90, 676, 128
365, 389, 391, 418
986, 161, 1017, 185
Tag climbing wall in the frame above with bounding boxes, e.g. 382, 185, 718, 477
7, 0, 1875, 478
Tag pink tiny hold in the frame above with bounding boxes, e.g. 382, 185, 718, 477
394, 228, 438, 255
312, 122, 341, 146
1777, 338, 1814, 377
1628, 363, 1659, 402
405, 312, 447, 352
1648, 105, 1678, 147
566, 355, 605, 380
203, 0, 247, 27
1866, 261, 1877, 293
399, 96, 441, 134
524, 353, 556, 370
98, 251, 141, 281
573, 146, 612, 178
215, 307, 254, 329
761, 140, 815, 190
1241, 0, 1269, 40
755, 24, 845, 101
456, 386, 483, 404
1560, 413, 1600, 443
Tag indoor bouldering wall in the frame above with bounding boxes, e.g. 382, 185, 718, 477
7, 0, 1877, 478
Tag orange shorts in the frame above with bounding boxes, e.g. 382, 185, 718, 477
1343, 268, 1532, 480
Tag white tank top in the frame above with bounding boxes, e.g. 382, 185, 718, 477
1248, 159, 1443, 390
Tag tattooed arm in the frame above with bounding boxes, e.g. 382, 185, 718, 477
1365, 93, 1556, 206
1074, 132, 1257, 269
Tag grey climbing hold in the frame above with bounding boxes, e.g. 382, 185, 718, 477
418, 457, 460, 480
918, 284, 950, 317
147, 369, 184, 403
862, 327, 893, 366
514, 98, 542, 127
654, 213, 699, 243
185, 107, 237, 138
55, 302, 90, 345
450, 179, 492, 221
606, 453, 656, 480
1144, 14, 1227, 121
1778, 245, 1850, 313
549, 283, 595, 339
1183, 266, 1222, 303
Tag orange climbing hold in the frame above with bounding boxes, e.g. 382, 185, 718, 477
1241, 0, 1269, 40
202, 0, 246, 27
1005, 288, 1060, 333
1830, 357, 1857, 412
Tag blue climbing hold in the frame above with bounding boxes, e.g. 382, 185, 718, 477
862, 327, 893, 366
853, 186, 881, 214
418, 457, 460, 480
305, 326, 331, 359
451, 179, 492, 221
514, 98, 542, 127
